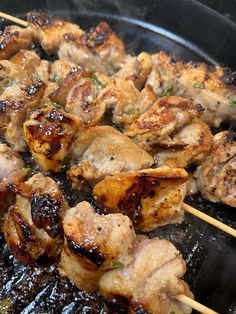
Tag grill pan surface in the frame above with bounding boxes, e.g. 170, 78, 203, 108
0, 0, 236, 313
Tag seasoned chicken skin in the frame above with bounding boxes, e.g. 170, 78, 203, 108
27, 10, 84, 54
0, 25, 33, 60
59, 201, 135, 291
99, 238, 193, 314
147, 52, 236, 126
4, 173, 67, 264
58, 21, 126, 75
69, 126, 154, 182
195, 131, 236, 207
93, 168, 188, 231
24, 106, 82, 172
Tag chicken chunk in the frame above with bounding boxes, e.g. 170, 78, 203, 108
99, 237, 193, 314
11, 50, 50, 82
69, 126, 154, 182
0, 79, 46, 151
195, 131, 236, 207
154, 119, 212, 168
116, 52, 152, 90
0, 25, 33, 60
147, 52, 236, 126
93, 168, 188, 232
24, 106, 83, 172
59, 201, 135, 291
58, 21, 126, 75
27, 10, 84, 54
4, 173, 67, 264
125, 96, 204, 152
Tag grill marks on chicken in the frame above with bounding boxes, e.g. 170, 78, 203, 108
69, 126, 154, 183
59, 201, 135, 291
59, 201, 192, 313
24, 106, 82, 171
0, 25, 33, 60
195, 131, 236, 207
93, 168, 188, 231
147, 52, 236, 127
4, 173, 67, 264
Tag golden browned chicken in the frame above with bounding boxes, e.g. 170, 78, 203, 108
69, 126, 154, 183
59, 201, 135, 291
147, 52, 236, 126
195, 131, 236, 207
24, 106, 83, 172
0, 25, 34, 60
99, 237, 193, 314
27, 10, 84, 54
93, 168, 188, 231
4, 172, 68, 264
115, 52, 152, 90
58, 21, 126, 75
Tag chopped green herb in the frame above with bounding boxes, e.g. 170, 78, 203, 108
51, 102, 61, 109
60, 156, 71, 172
27, 167, 33, 175
159, 85, 173, 97
111, 261, 124, 269
35, 73, 40, 81
91, 73, 106, 89
50, 74, 60, 83
3, 79, 10, 87
193, 82, 205, 89
170, 311, 176, 314
125, 108, 135, 115
0, 299, 12, 313
229, 99, 236, 107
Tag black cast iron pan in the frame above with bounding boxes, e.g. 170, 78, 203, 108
0, 0, 236, 313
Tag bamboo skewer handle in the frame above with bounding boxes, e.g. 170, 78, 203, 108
175, 295, 219, 314
183, 203, 236, 237
0, 12, 28, 27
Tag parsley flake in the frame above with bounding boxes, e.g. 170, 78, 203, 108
159, 85, 173, 97
193, 82, 205, 89
229, 99, 236, 107
111, 261, 124, 269
91, 73, 106, 89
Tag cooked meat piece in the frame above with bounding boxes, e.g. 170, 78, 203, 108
0, 25, 33, 60
11, 49, 50, 82
69, 126, 154, 182
0, 79, 46, 151
125, 96, 204, 152
93, 168, 188, 232
49, 59, 77, 83
59, 201, 135, 291
195, 131, 236, 207
27, 10, 84, 54
58, 21, 126, 75
186, 173, 198, 195
24, 106, 83, 172
0, 144, 26, 229
99, 237, 193, 314
154, 119, 212, 168
98, 78, 156, 129
4, 172, 67, 264
116, 52, 152, 90
147, 52, 236, 126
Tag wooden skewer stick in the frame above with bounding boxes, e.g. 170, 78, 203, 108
183, 203, 236, 238
0, 12, 28, 27
175, 295, 219, 314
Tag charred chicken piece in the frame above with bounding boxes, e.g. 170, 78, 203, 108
11, 49, 50, 82
4, 172, 67, 264
24, 106, 83, 172
195, 131, 236, 207
0, 25, 34, 60
59, 201, 135, 291
0, 144, 26, 228
69, 126, 154, 183
125, 96, 204, 152
99, 237, 193, 314
116, 52, 152, 90
93, 168, 188, 232
27, 10, 84, 54
0, 77, 46, 152
58, 21, 126, 75
147, 52, 236, 126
